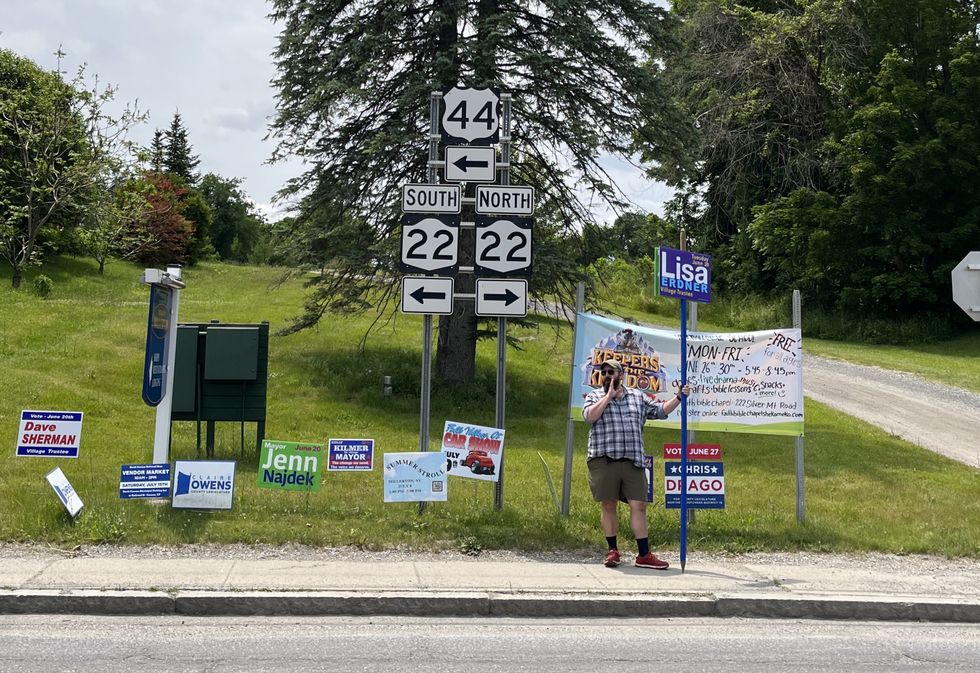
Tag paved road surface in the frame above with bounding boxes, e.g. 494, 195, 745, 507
2, 615, 979, 673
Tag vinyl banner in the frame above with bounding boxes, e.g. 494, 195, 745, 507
570, 313, 804, 436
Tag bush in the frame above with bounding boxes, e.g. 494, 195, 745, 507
32, 275, 53, 298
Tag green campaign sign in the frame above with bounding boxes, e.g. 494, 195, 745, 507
257, 439, 323, 492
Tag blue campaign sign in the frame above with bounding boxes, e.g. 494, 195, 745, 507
664, 461, 725, 509
119, 463, 171, 499
644, 455, 654, 503
328, 438, 375, 471
142, 284, 172, 406
657, 246, 712, 303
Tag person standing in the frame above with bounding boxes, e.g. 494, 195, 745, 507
582, 359, 689, 569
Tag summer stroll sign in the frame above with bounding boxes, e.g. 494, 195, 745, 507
569, 313, 804, 436
383, 452, 447, 503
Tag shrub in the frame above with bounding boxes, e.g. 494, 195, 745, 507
32, 274, 53, 298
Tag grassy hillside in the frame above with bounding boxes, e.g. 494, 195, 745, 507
1, 257, 977, 556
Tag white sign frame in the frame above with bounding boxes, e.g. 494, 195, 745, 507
475, 278, 528, 317
474, 215, 534, 277
475, 185, 535, 216
440, 86, 500, 145
401, 276, 455, 315
952, 251, 980, 321
444, 146, 496, 183
399, 214, 460, 274
401, 183, 462, 214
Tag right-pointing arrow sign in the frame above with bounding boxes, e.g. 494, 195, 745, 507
476, 279, 528, 317
402, 277, 454, 315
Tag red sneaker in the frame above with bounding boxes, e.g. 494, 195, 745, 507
603, 549, 621, 567
634, 552, 669, 570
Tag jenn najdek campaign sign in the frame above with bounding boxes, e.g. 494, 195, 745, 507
570, 312, 804, 436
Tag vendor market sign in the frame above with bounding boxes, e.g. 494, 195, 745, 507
16, 410, 83, 458
257, 439, 322, 491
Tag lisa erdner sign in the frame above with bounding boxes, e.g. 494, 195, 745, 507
172, 460, 236, 510
17, 410, 83, 458
657, 246, 712, 303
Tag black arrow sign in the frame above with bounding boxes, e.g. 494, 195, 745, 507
484, 289, 519, 306
453, 155, 490, 173
410, 287, 447, 303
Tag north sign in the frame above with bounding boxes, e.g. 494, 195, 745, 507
401, 276, 454, 315
475, 279, 528, 317
401, 183, 461, 214
441, 86, 500, 145
475, 185, 535, 216
444, 146, 496, 183
399, 214, 459, 274
474, 215, 533, 277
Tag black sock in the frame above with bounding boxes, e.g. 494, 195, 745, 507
606, 536, 618, 551
637, 538, 650, 556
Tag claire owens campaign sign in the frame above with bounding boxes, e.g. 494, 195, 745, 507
17, 410, 83, 458
172, 460, 236, 510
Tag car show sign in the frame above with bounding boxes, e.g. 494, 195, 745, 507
441, 86, 500, 145
399, 214, 460, 274
172, 460, 236, 510
383, 452, 448, 502
474, 215, 533, 277
441, 420, 505, 483
328, 438, 375, 471
257, 440, 322, 492
119, 463, 171, 500
16, 410, 83, 458
45, 467, 84, 517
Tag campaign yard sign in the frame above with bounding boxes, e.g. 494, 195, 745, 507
441, 421, 505, 482
383, 452, 447, 503
328, 438, 375, 471
257, 440, 322, 491
172, 460, 236, 510
119, 463, 171, 499
45, 467, 84, 517
664, 461, 725, 509
644, 455, 654, 503
17, 410, 83, 458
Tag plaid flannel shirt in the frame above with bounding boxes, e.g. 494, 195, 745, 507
583, 387, 668, 468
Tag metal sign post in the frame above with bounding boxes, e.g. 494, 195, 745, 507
794, 289, 805, 523
493, 93, 512, 511
140, 265, 186, 464
560, 282, 586, 515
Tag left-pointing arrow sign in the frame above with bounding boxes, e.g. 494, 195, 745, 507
401, 276, 454, 315
444, 146, 496, 183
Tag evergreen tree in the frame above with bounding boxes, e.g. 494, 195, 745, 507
268, 0, 688, 383
149, 129, 165, 172
163, 111, 200, 184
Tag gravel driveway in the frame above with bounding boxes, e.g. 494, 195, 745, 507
804, 354, 980, 468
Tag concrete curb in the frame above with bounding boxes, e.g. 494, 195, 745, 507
2, 590, 979, 622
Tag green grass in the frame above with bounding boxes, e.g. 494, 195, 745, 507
1, 256, 978, 556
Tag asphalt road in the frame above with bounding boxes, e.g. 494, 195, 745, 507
2, 615, 979, 673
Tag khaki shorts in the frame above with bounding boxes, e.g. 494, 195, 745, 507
587, 457, 647, 502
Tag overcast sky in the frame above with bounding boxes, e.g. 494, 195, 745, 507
0, 0, 673, 222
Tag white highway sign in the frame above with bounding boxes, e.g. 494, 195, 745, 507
475, 185, 535, 216
474, 215, 533, 277
475, 279, 528, 317
952, 251, 980, 321
444, 146, 496, 183
399, 214, 459, 274
441, 86, 500, 145
401, 277, 454, 315
402, 184, 461, 214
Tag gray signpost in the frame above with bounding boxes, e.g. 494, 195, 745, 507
400, 86, 534, 513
